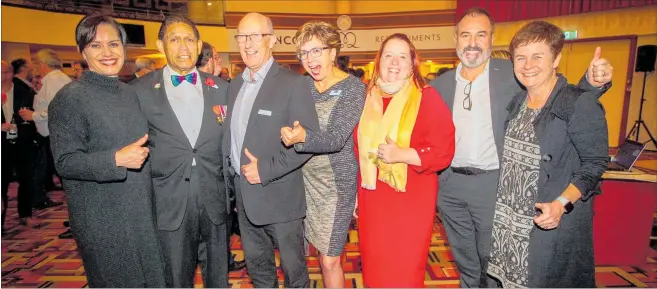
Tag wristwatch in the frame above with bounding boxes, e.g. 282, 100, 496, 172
556, 196, 574, 214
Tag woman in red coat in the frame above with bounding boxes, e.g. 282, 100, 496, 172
354, 33, 455, 287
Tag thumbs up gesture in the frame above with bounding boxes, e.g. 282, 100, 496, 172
115, 134, 150, 169
377, 136, 399, 164
280, 120, 307, 147
241, 148, 261, 184
587, 46, 613, 88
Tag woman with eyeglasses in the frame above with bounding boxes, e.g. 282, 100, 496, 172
354, 33, 455, 287
279, 21, 365, 287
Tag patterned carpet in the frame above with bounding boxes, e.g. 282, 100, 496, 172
1, 182, 656, 288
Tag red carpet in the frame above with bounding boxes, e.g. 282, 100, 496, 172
2, 182, 656, 287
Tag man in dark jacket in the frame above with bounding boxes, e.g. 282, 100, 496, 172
430, 7, 613, 288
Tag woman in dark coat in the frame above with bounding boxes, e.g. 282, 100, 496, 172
48, 15, 166, 287
486, 21, 609, 287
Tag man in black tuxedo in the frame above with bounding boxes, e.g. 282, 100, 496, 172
132, 15, 230, 288
222, 13, 320, 288
9, 59, 39, 225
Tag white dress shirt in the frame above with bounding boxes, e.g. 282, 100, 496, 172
163, 65, 204, 165
32, 69, 71, 137
451, 61, 499, 170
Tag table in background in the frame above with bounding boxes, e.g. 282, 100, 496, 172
594, 164, 657, 266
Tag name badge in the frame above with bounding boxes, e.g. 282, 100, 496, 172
258, 109, 272, 116
329, 90, 342, 96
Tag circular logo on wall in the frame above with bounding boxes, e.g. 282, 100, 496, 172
337, 15, 352, 31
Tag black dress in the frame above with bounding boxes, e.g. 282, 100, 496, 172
49, 71, 166, 287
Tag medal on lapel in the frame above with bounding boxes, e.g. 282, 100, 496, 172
213, 105, 227, 124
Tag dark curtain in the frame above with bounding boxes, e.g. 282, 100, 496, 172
456, 0, 657, 22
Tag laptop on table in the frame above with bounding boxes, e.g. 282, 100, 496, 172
607, 139, 646, 171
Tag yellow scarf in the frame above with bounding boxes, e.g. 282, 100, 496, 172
357, 79, 422, 192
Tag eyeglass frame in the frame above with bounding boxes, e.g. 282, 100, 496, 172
296, 47, 331, 60
463, 82, 472, 111
234, 33, 273, 43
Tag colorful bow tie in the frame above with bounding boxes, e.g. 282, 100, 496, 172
171, 72, 197, 87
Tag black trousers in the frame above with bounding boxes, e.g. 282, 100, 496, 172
235, 176, 309, 288
2, 140, 17, 227
157, 168, 229, 288
32, 137, 49, 205
3, 138, 37, 220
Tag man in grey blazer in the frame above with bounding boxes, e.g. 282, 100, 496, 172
222, 13, 319, 288
430, 8, 614, 288
132, 15, 230, 288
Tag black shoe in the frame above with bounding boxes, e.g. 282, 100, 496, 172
33, 199, 63, 210
63, 221, 70, 227
46, 185, 63, 192
58, 229, 73, 239
229, 260, 246, 272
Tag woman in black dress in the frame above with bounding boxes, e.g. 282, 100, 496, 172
48, 15, 166, 287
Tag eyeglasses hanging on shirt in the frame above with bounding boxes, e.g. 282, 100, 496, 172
463, 82, 472, 111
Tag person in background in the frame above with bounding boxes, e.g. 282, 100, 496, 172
219, 67, 231, 82
195, 40, 247, 273
429, 7, 612, 288
487, 21, 609, 288
122, 57, 155, 83
48, 14, 166, 287
224, 12, 319, 288
135, 57, 155, 78
196, 41, 217, 75
18, 49, 70, 211
280, 20, 366, 287
336, 55, 349, 73
354, 33, 455, 287
212, 47, 223, 77
7, 59, 39, 227
436, 67, 451, 77
132, 15, 231, 287
59, 59, 89, 240
490, 49, 512, 60
71, 60, 88, 80
59, 59, 88, 236
1, 61, 18, 231
31, 75, 43, 91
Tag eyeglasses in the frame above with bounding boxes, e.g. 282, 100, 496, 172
296, 47, 330, 60
463, 82, 472, 111
234, 33, 272, 43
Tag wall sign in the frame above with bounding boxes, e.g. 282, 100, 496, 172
227, 26, 455, 53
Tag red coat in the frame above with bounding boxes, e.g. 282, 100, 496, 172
355, 86, 455, 287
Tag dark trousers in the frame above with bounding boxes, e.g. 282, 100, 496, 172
3, 138, 37, 220
235, 176, 309, 288
32, 137, 49, 205
2, 140, 17, 227
45, 136, 59, 190
438, 169, 499, 288
198, 214, 235, 277
157, 169, 229, 288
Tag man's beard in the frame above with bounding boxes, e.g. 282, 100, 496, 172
457, 45, 491, 68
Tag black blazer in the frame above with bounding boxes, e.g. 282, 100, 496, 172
11, 77, 37, 144
132, 70, 230, 231
222, 61, 320, 226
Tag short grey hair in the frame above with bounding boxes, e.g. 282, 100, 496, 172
135, 57, 154, 70
36, 49, 62, 70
